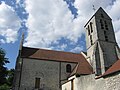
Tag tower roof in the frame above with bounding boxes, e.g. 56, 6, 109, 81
84, 7, 111, 27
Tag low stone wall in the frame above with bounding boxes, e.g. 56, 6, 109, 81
105, 73, 120, 90
62, 73, 120, 90
75, 74, 106, 90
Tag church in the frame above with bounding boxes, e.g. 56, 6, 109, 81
13, 7, 120, 90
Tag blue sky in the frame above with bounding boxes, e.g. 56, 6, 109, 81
0, 0, 120, 69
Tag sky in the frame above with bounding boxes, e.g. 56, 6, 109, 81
0, 0, 120, 69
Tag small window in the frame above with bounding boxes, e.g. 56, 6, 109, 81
88, 25, 90, 35
106, 27, 108, 30
104, 21, 108, 30
105, 25, 108, 30
100, 19, 104, 29
101, 25, 104, 29
101, 14, 104, 17
100, 19, 102, 23
90, 22, 93, 33
91, 40, 93, 45
104, 21, 107, 24
66, 64, 71, 73
104, 31, 108, 41
105, 25, 108, 27
35, 78, 40, 89
90, 35, 93, 45
104, 31, 106, 34
105, 36, 108, 38
105, 36, 108, 41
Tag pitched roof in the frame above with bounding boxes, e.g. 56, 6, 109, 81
101, 59, 120, 77
96, 59, 120, 79
21, 47, 93, 75
70, 61, 93, 76
84, 7, 111, 27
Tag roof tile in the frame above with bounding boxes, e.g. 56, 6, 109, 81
101, 59, 120, 77
21, 47, 93, 75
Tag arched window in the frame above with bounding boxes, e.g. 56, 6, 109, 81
66, 64, 71, 73
90, 22, 93, 33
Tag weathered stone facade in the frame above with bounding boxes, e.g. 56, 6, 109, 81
13, 7, 120, 90
62, 7, 120, 90
62, 73, 120, 90
85, 7, 119, 75
104, 73, 120, 90
13, 58, 76, 90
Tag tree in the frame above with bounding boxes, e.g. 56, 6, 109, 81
7, 69, 14, 86
0, 84, 10, 90
0, 48, 14, 89
0, 48, 9, 85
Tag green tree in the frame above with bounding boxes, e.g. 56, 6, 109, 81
0, 84, 10, 90
7, 69, 14, 86
0, 48, 9, 85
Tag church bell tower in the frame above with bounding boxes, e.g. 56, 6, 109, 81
84, 7, 120, 76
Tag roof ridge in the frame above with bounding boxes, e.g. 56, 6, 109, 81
22, 46, 83, 55
21, 46, 93, 75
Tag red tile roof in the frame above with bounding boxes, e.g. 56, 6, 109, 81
70, 61, 93, 76
21, 47, 93, 75
101, 59, 120, 77
95, 59, 120, 79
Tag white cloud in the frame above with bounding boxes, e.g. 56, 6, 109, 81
0, 2, 21, 43
107, 0, 120, 20
52, 44, 67, 51
0, 29, 18, 43
24, 0, 84, 48
115, 29, 120, 46
24, 0, 120, 51
70, 46, 83, 53
107, 0, 120, 46
74, 0, 120, 46
16, 0, 20, 4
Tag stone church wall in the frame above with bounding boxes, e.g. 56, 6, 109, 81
18, 58, 76, 90
105, 72, 120, 90
75, 74, 106, 90
20, 58, 60, 90
61, 62, 76, 83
